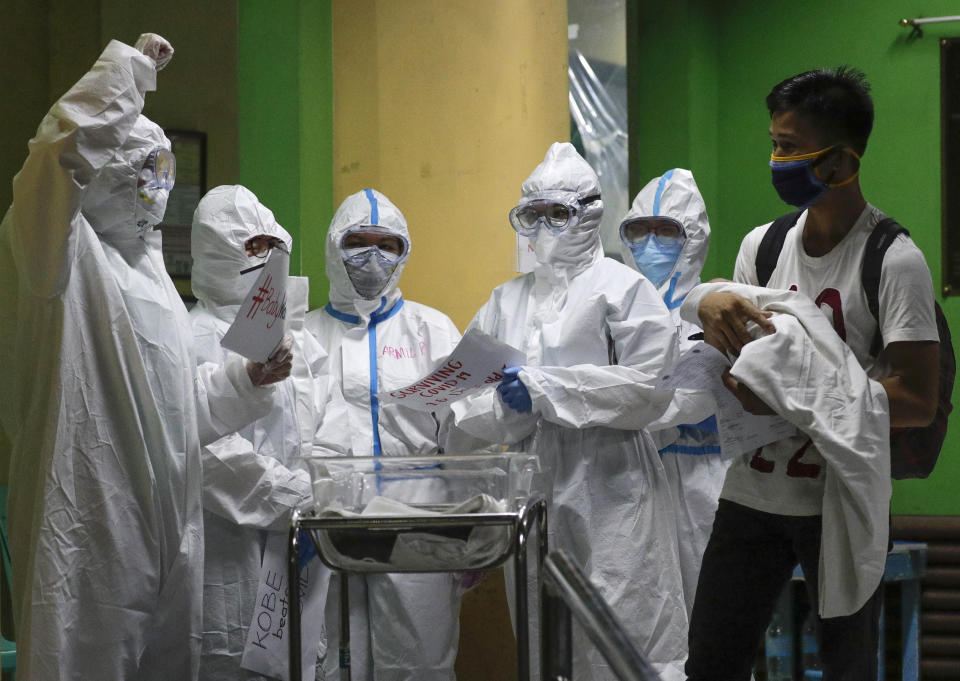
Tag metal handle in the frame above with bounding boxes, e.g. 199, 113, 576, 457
899, 15, 960, 38
541, 550, 662, 681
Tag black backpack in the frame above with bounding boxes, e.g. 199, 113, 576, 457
756, 212, 955, 479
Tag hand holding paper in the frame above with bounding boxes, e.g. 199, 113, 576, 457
497, 367, 533, 413
656, 342, 794, 458
377, 328, 526, 411
246, 334, 294, 387
721, 368, 776, 415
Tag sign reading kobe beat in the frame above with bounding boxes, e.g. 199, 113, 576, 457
377, 328, 526, 411
221, 248, 289, 363
241, 533, 328, 680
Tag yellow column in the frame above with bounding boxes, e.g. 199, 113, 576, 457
331, 4, 567, 679
331, 0, 569, 330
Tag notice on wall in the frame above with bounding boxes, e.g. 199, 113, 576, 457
377, 328, 526, 411
221, 248, 289, 363
240, 532, 330, 681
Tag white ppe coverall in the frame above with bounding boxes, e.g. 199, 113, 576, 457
452, 143, 688, 681
619, 168, 731, 617
304, 189, 464, 681
0, 40, 274, 681
189, 185, 328, 680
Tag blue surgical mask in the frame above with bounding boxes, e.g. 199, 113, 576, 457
630, 237, 683, 288
769, 146, 860, 209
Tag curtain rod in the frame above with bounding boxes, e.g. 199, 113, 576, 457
900, 15, 960, 38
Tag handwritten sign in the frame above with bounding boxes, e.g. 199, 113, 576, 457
241, 532, 329, 680
221, 248, 290, 363
656, 342, 795, 458
377, 328, 526, 411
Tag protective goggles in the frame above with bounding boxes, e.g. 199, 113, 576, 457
508, 191, 602, 236
245, 235, 288, 259
340, 228, 408, 266
619, 216, 686, 247
141, 148, 177, 191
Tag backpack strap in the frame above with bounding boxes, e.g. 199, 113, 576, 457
756, 212, 803, 286
862, 217, 910, 357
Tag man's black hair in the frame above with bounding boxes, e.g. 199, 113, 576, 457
766, 66, 874, 155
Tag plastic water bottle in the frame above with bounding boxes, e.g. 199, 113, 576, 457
801, 611, 823, 680
765, 608, 792, 681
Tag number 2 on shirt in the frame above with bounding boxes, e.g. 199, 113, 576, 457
748, 286, 842, 478
750, 438, 822, 478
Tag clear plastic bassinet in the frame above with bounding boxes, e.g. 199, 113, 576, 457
299, 453, 543, 572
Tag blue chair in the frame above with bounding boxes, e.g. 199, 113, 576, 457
0, 485, 16, 681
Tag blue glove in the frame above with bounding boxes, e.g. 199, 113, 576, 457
497, 366, 532, 413
298, 528, 317, 567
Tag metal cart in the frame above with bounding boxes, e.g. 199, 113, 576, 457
287, 454, 547, 681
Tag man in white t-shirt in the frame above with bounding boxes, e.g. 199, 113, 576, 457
682, 67, 940, 681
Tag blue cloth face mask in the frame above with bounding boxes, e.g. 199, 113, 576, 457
769, 145, 860, 209
629, 236, 683, 288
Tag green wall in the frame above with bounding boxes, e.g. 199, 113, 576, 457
238, 0, 333, 304
631, 0, 960, 515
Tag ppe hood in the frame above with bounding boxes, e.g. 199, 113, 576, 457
81, 115, 170, 246
521, 142, 604, 278
619, 168, 710, 303
191, 184, 293, 308
325, 188, 410, 314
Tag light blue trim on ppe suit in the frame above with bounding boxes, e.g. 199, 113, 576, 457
305, 189, 481, 681
620, 168, 732, 620
653, 168, 675, 216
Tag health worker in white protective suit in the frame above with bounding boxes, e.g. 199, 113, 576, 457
619, 168, 731, 617
189, 185, 330, 681
304, 188, 469, 681
451, 143, 690, 681
0, 36, 288, 681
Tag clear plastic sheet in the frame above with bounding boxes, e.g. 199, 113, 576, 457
300, 454, 542, 571
569, 49, 629, 258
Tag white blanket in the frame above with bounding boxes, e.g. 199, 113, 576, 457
317, 494, 509, 571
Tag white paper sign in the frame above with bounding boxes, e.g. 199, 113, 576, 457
241, 532, 329, 681
657, 342, 795, 458
221, 249, 290, 363
516, 234, 536, 273
377, 328, 526, 411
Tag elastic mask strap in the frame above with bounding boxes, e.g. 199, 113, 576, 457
820, 147, 861, 188
828, 168, 860, 188
770, 144, 839, 163
772, 145, 861, 188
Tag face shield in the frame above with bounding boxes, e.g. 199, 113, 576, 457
135, 147, 177, 231
508, 190, 602, 237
